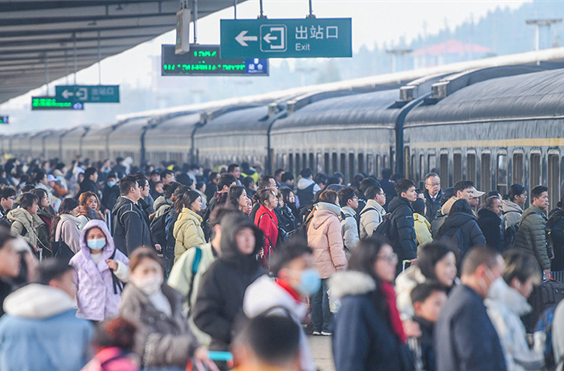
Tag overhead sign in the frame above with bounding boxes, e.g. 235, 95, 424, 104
161, 44, 268, 76
221, 18, 352, 59
0, 116, 8, 124
31, 96, 84, 111
55, 85, 120, 103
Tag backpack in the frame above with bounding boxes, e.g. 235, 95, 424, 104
535, 304, 559, 371
439, 227, 465, 256
149, 212, 168, 247
297, 205, 316, 240
108, 248, 124, 295
504, 210, 522, 250
374, 213, 393, 240
187, 247, 203, 315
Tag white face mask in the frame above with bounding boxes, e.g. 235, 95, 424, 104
132, 274, 163, 296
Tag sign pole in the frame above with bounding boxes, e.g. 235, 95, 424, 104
193, 0, 198, 44
258, 0, 266, 19
73, 32, 77, 85
307, 0, 315, 18
44, 53, 49, 96
98, 30, 102, 85
233, 0, 237, 19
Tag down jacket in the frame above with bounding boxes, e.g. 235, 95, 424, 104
7, 207, 42, 249
502, 200, 523, 229
359, 199, 386, 239
388, 196, 417, 262
173, 207, 206, 263
436, 199, 485, 258
341, 206, 359, 250
307, 202, 347, 279
414, 213, 433, 250
515, 205, 550, 270
112, 196, 152, 256
69, 220, 130, 322
119, 283, 200, 368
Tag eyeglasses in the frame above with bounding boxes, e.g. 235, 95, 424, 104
378, 192, 385, 196
377, 253, 398, 264
426, 182, 440, 187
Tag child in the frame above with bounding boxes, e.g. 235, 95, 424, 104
410, 282, 448, 371
70, 219, 129, 322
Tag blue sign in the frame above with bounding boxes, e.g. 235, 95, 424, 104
55, 85, 120, 103
221, 18, 352, 59
0, 116, 8, 124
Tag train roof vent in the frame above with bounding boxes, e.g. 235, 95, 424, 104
268, 103, 278, 117
399, 86, 417, 102
431, 81, 449, 100
287, 100, 297, 116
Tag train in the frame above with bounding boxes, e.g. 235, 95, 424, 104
4, 48, 564, 209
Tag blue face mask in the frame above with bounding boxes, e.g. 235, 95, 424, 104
107, 181, 116, 188
296, 269, 321, 296
87, 238, 106, 251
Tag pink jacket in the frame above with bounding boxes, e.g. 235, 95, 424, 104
307, 202, 347, 279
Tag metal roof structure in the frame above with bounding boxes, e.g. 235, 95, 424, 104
0, 0, 245, 104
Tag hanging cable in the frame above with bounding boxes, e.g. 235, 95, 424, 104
258, 0, 266, 18
307, 0, 315, 18
233, 0, 237, 19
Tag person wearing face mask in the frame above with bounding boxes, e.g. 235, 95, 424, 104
243, 240, 319, 371
69, 220, 129, 322
173, 189, 206, 263
435, 246, 507, 371
52, 198, 82, 254
101, 173, 120, 212
192, 213, 264, 356
119, 247, 209, 369
485, 250, 544, 371
396, 242, 458, 320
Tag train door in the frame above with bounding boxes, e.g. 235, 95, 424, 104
332, 153, 338, 174
453, 152, 462, 184
289, 153, 294, 175
367, 154, 374, 176
548, 152, 560, 212
467, 152, 477, 185
439, 152, 449, 188
513, 152, 524, 185
324, 153, 330, 174
530, 152, 542, 189
358, 153, 365, 175
496, 152, 508, 196
348, 153, 355, 183
481, 152, 491, 192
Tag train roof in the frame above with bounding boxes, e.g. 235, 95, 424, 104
405, 68, 564, 126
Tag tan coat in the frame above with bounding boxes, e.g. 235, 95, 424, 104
7, 207, 42, 249
307, 202, 347, 279
173, 208, 206, 262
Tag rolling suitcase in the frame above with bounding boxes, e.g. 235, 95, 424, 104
525, 279, 564, 333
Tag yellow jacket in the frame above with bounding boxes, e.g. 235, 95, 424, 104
414, 213, 433, 252
173, 207, 206, 262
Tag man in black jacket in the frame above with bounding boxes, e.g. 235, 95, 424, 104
435, 247, 506, 371
424, 172, 444, 223
112, 175, 155, 256
477, 196, 504, 252
0, 186, 16, 229
387, 178, 418, 267
78, 167, 98, 197
193, 212, 263, 352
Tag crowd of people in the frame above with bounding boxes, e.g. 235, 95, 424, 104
0, 155, 563, 371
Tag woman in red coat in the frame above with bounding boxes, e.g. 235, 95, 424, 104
254, 188, 279, 266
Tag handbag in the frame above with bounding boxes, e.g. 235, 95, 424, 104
51, 239, 75, 264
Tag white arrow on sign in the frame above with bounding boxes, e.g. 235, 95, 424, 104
235, 30, 258, 47
263, 33, 278, 44
62, 90, 74, 99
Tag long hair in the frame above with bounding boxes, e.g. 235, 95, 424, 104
228, 186, 246, 210
174, 188, 201, 213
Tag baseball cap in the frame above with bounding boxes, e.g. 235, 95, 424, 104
472, 187, 485, 197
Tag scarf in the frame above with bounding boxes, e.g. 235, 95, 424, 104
380, 281, 407, 343
275, 279, 301, 303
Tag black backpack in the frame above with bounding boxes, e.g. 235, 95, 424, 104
149, 212, 168, 248
374, 213, 393, 240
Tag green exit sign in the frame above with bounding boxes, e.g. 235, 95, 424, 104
0, 116, 8, 124
31, 96, 84, 111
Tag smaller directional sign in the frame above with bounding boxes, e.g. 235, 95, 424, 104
31, 96, 84, 111
0, 116, 8, 124
55, 85, 120, 103
221, 18, 352, 59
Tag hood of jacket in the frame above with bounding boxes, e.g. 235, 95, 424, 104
297, 177, 315, 191
7, 207, 42, 229
365, 199, 386, 215
342, 205, 356, 218
112, 196, 137, 216
60, 213, 82, 226
502, 199, 522, 214
329, 271, 376, 299
478, 208, 501, 222
79, 219, 117, 261
153, 196, 172, 212
549, 207, 564, 229
174, 207, 203, 235
441, 196, 458, 215
243, 275, 307, 320
311, 202, 341, 229
441, 211, 476, 231
219, 212, 263, 268
414, 213, 431, 228
388, 196, 414, 214
3, 284, 75, 319
486, 278, 531, 316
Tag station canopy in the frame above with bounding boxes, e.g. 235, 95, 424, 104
0, 0, 245, 104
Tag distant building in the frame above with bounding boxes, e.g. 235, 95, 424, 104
413, 39, 493, 69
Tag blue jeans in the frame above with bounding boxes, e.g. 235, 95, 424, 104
311, 278, 332, 332
163, 244, 175, 279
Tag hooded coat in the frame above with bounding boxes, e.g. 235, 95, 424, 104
192, 213, 264, 351
7, 207, 42, 249
173, 207, 206, 262
436, 199, 486, 258
69, 220, 130, 321
112, 196, 152, 255
0, 284, 94, 371
341, 206, 359, 251
296, 177, 321, 210
388, 196, 417, 262
153, 196, 173, 219
414, 213, 433, 250
359, 199, 386, 239
502, 200, 523, 229
330, 271, 406, 371
307, 202, 347, 279
485, 279, 544, 371
477, 208, 504, 252
56, 213, 83, 254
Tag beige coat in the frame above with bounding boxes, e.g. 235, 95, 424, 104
307, 202, 347, 279
173, 208, 206, 263
414, 213, 433, 251
7, 207, 42, 249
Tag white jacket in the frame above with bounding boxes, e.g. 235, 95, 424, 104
395, 265, 427, 320
359, 199, 386, 239
486, 279, 545, 371
341, 206, 359, 251
243, 275, 316, 371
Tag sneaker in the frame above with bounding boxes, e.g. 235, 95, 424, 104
312, 331, 322, 336
321, 331, 332, 336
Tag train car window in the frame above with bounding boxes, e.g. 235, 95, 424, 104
530, 153, 541, 188
375, 155, 381, 177
404, 147, 410, 180
467, 153, 476, 184
383, 155, 388, 170
497, 153, 508, 196
419, 155, 425, 181
481, 153, 491, 192
453, 153, 462, 184
428, 154, 437, 173
439, 153, 449, 188
332, 153, 338, 174
309, 153, 315, 170
289, 153, 294, 174
349, 153, 355, 183
324, 153, 330, 174
316, 153, 322, 173
548, 154, 559, 211
513, 153, 524, 185
302, 154, 307, 173
282, 154, 287, 170
411, 155, 417, 182
340, 154, 346, 177
367, 154, 374, 175
295, 153, 301, 174
358, 153, 365, 174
